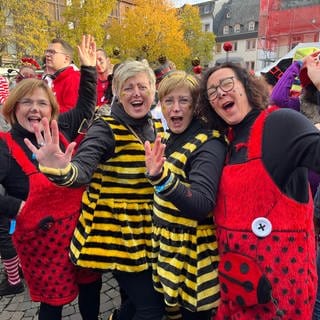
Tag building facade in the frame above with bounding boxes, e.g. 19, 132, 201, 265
193, 0, 320, 71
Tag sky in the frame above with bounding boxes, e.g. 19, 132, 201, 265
172, 0, 204, 7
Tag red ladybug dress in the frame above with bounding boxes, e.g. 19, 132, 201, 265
1, 132, 99, 306
214, 108, 317, 319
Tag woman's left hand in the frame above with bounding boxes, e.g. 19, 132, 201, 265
144, 134, 166, 177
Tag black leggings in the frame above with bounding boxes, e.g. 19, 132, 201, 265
0, 215, 17, 259
38, 278, 102, 320
181, 308, 213, 320
114, 269, 165, 320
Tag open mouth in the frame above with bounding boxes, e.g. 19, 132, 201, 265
28, 116, 41, 124
171, 116, 183, 124
131, 101, 143, 108
223, 101, 234, 110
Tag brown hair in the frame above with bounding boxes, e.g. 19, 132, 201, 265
158, 70, 199, 107
2, 78, 59, 125
196, 63, 269, 132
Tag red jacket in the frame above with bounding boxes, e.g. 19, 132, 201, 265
52, 66, 80, 113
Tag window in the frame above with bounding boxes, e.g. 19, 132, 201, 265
216, 43, 222, 53
246, 39, 256, 50
223, 26, 229, 34
248, 21, 255, 31
234, 24, 241, 33
204, 24, 210, 32
245, 61, 255, 70
226, 11, 231, 19
233, 42, 238, 51
204, 4, 210, 14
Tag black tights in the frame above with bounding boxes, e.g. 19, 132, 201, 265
38, 278, 102, 320
180, 308, 213, 320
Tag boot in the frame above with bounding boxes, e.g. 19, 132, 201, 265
0, 277, 24, 296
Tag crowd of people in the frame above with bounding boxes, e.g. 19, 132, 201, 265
1, 35, 320, 320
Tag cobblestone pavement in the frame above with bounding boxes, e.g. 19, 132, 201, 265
0, 268, 120, 320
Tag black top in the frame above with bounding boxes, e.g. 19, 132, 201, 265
0, 66, 97, 218
229, 108, 320, 203
162, 118, 227, 221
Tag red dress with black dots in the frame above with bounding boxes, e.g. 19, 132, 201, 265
214, 109, 317, 319
2, 133, 100, 306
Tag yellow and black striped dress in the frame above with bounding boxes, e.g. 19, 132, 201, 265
70, 116, 163, 272
152, 130, 221, 312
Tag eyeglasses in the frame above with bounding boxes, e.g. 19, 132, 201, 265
162, 97, 193, 109
207, 76, 235, 101
18, 98, 51, 108
44, 49, 67, 56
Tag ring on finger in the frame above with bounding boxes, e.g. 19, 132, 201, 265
38, 142, 46, 147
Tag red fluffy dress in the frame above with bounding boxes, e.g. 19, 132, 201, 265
214, 109, 317, 319
2, 133, 100, 306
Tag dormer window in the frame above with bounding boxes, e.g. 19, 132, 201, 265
234, 23, 241, 33
226, 11, 231, 18
223, 25, 229, 34
248, 21, 255, 31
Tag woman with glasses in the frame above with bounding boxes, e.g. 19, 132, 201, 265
0, 35, 102, 320
144, 70, 227, 320
196, 62, 320, 319
24, 60, 169, 320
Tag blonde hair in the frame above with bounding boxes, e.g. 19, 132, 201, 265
113, 60, 156, 98
158, 70, 199, 106
3, 78, 59, 125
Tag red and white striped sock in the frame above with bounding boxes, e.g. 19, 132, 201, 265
3, 256, 21, 285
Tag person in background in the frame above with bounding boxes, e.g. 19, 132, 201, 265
270, 49, 320, 197
0, 75, 10, 132
260, 58, 292, 95
0, 76, 9, 105
0, 35, 102, 319
44, 38, 80, 113
145, 71, 227, 319
197, 62, 319, 319
96, 48, 113, 107
25, 60, 167, 320
151, 59, 175, 131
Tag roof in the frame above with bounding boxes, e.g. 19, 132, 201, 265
213, 0, 260, 35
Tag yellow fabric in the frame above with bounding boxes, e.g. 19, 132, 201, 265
39, 163, 72, 176
152, 129, 221, 312
70, 116, 164, 271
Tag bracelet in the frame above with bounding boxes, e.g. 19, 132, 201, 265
155, 173, 174, 193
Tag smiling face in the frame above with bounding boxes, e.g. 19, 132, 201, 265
207, 67, 252, 125
161, 86, 194, 134
15, 87, 52, 133
118, 72, 154, 119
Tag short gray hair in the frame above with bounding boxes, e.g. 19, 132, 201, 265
113, 60, 156, 98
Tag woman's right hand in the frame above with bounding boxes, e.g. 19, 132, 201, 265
24, 118, 76, 169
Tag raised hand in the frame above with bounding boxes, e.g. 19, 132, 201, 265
24, 118, 76, 169
144, 134, 166, 177
78, 34, 96, 67
304, 50, 320, 90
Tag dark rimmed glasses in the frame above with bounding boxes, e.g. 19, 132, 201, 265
207, 76, 235, 101
44, 49, 67, 56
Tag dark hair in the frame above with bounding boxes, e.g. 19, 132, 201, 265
51, 38, 74, 59
303, 83, 319, 105
196, 63, 269, 132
